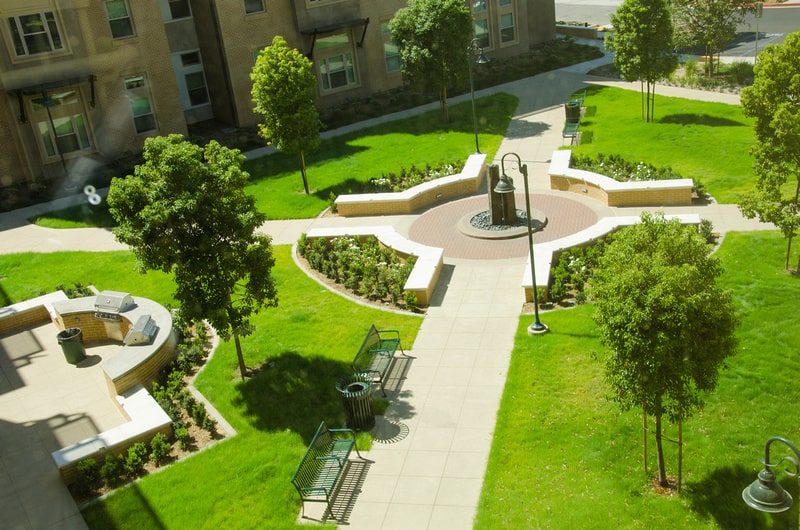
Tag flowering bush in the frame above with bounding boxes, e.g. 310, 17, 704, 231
570, 153, 683, 182
298, 234, 417, 310
366, 160, 463, 193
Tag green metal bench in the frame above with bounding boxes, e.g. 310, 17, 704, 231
352, 324, 404, 397
569, 88, 587, 107
291, 421, 362, 520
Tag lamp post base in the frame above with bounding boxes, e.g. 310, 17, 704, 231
528, 322, 549, 335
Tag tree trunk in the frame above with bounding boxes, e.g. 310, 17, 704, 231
678, 419, 683, 493
440, 83, 449, 124
655, 413, 668, 486
299, 151, 310, 195
233, 333, 247, 380
642, 408, 648, 473
640, 80, 645, 121
786, 177, 800, 271
226, 301, 248, 380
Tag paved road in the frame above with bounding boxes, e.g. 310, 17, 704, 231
556, 0, 799, 58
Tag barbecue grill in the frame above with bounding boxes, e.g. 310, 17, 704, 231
94, 290, 134, 321
123, 314, 157, 346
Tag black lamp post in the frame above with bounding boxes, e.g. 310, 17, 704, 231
742, 436, 800, 513
467, 38, 490, 154
495, 152, 548, 335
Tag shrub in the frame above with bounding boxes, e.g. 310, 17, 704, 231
570, 153, 684, 182
100, 453, 125, 486
75, 458, 99, 495
298, 234, 417, 310
124, 442, 148, 477
150, 433, 171, 466
366, 160, 463, 193
683, 59, 698, 79
175, 427, 191, 451
202, 414, 217, 435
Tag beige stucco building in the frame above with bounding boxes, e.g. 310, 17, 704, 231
0, 0, 555, 193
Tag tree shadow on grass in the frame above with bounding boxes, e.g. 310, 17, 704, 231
658, 114, 747, 127
686, 465, 797, 529
233, 351, 351, 444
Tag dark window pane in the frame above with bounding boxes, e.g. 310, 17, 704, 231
109, 18, 134, 38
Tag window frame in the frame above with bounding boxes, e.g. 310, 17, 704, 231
124, 75, 157, 134
381, 22, 400, 74
7, 11, 65, 57
316, 32, 358, 93
497, 0, 518, 46
105, 0, 135, 39
244, 0, 266, 14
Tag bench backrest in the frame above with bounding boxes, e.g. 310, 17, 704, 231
355, 325, 381, 361
291, 422, 334, 489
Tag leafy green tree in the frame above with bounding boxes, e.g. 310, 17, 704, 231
740, 32, 800, 272
251, 35, 322, 195
607, 0, 677, 122
672, 0, 749, 76
108, 135, 278, 380
591, 212, 737, 488
390, 0, 473, 123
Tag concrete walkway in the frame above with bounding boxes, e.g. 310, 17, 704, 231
0, 47, 775, 530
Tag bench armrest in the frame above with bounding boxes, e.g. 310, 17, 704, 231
376, 328, 401, 340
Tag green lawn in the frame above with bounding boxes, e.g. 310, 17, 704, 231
570, 86, 755, 204
29, 94, 517, 228
475, 231, 800, 529
243, 94, 516, 219
13, 246, 424, 529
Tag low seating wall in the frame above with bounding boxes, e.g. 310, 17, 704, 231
51, 384, 172, 485
549, 150, 694, 207
303, 226, 443, 307
334, 153, 487, 217
0, 292, 176, 486
521, 214, 702, 302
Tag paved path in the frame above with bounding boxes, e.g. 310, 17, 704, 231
0, 46, 775, 530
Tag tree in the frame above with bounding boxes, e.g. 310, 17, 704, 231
591, 212, 737, 488
107, 135, 278, 380
672, 0, 749, 76
390, 0, 473, 124
740, 31, 800, 272
607, 0, 677, 122
251, 35, 322, 195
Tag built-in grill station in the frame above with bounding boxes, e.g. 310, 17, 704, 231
94, 291, 134, 322
124, 315, 158, 346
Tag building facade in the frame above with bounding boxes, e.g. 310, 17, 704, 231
0, 0, 555, 193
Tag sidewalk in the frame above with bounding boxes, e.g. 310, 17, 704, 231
0, 50, 775, 530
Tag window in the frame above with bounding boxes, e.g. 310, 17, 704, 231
474, 20, 489, 49
37, 115, 90, 156
497, 0, 517, 45
171, 50, 210, 109
8, 12, 64, 56
381, 23, 400, 74
160, 0, 191, 21
185, 72, 209, 106
244, 0, 265, 14
105, 1, 134, 39
500, 13, 515, 43
316, 34, 357, 91
125, 76, 156, 133
471, 1, 490, 49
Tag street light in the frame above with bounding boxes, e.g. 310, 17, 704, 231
742, 436, 800, 513
755, 2, 764, 62
495, 152, 548, 335
467, 37, 490, 154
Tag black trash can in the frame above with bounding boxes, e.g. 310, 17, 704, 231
57, 328, 86, 365
565, 101, 581, 122
336, 373, 375, 431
